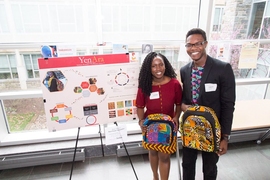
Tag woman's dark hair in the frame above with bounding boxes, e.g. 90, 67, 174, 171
186, 28, 207, 42
138, 52, 177, 96
49, 71, 57, 78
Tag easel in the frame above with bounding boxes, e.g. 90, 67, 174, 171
69, 127, 80, 180
69, 124, 105, 180
114, 122, 139, 180
69, 123, 138, 179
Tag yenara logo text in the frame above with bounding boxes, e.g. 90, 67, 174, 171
79, 56, 105, 65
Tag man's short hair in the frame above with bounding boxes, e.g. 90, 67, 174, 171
186, 28, 207, 42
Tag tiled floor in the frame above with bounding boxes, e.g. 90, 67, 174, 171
0, 139, 270, 180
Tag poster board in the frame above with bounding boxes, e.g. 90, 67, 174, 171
238, 42, 259, 69
38, 53, 139, 132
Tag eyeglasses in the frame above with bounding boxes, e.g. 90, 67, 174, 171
185, 41, 206, 48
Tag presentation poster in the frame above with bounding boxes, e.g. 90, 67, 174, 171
238, 42, 259, 69
38, 54, 139, 132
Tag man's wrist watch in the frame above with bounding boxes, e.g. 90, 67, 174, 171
222, 135, 230, 142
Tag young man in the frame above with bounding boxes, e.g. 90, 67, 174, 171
180, 28, 236, 180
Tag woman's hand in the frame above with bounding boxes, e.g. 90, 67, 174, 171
138, 120, 147, 133
172, 117, 179, 132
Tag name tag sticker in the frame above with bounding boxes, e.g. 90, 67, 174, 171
205, 83, 217, 92
150, 92, 160, 99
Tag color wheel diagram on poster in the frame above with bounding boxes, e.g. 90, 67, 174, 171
38, 54, 139, 132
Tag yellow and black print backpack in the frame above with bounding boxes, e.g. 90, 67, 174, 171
142, 114, 177, 154
180, 106, 221, 152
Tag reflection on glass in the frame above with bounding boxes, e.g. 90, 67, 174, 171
3, 98, 46, 133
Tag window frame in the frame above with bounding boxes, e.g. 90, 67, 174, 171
23, 53, 41, 79
0, 54, 18, 80
212, 6, 224, 33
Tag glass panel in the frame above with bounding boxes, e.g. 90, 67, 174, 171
75, 5, 83, 32
155, 7, 162, 31
3, 98, 46, 133
12, 4, 24, 33
21, 4, 41, 33
248, 2, 266, 38
21, 4, 39, 23
163, 7, 176, 24
120, 6, 128, 31
9, 55, 17, 68
260, 17, 270, 39
24, 55, 34, 78
58, 5, 75, 23
236, 84, 267, 101
0, 5, 9, 33
142, 6, 151, 31
129, 6, 143, 24
11, 70, 18, 79
239, 69, 252, 78
34, 70, 40, 78
0, 55, 10, 71
257, 48, 270, 65
0, 55, 16, 79
252, 64, 269, 78
10, 54, 18, 79
24, 55, 32, 69
102, 6, 112, 32
39, 5, 50, 32
88, 4, 96, 32
0, 73, 11, 79
27, 70, 34, 78
213, 8, 221, 31
112, 6, 120, 31
175, 7, 183, 31
32, 54, 42, 70
265, 83, 270, 99
48, 5, 59, 32
266, 1, 270, 16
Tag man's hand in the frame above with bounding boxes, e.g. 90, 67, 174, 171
217, 139, 228, 156
181, 103, 191, 112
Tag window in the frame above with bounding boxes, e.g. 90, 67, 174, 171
4, 97, 46, 133
0, 55, 17, 79
101, 5, 151, 32
248, 1, 266, 38
260, 17, 270, 39
11, 3, 84, 33
0, 4, 9, 33
212, 7, 224, 32
23, 54, 41, 78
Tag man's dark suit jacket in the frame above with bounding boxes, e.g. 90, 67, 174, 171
180, 55, 236, 135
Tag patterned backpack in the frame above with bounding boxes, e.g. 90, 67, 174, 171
142, 114, 177, 154
180, 106, 221, 152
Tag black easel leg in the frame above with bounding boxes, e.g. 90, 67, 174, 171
99, 124, 105, 157
114, 122, 139, 180
260, 129, 270, 142
69, 127, 80, 180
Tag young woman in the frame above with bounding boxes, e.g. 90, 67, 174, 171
136, 52, 182, 180
48, 71, 58, 92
